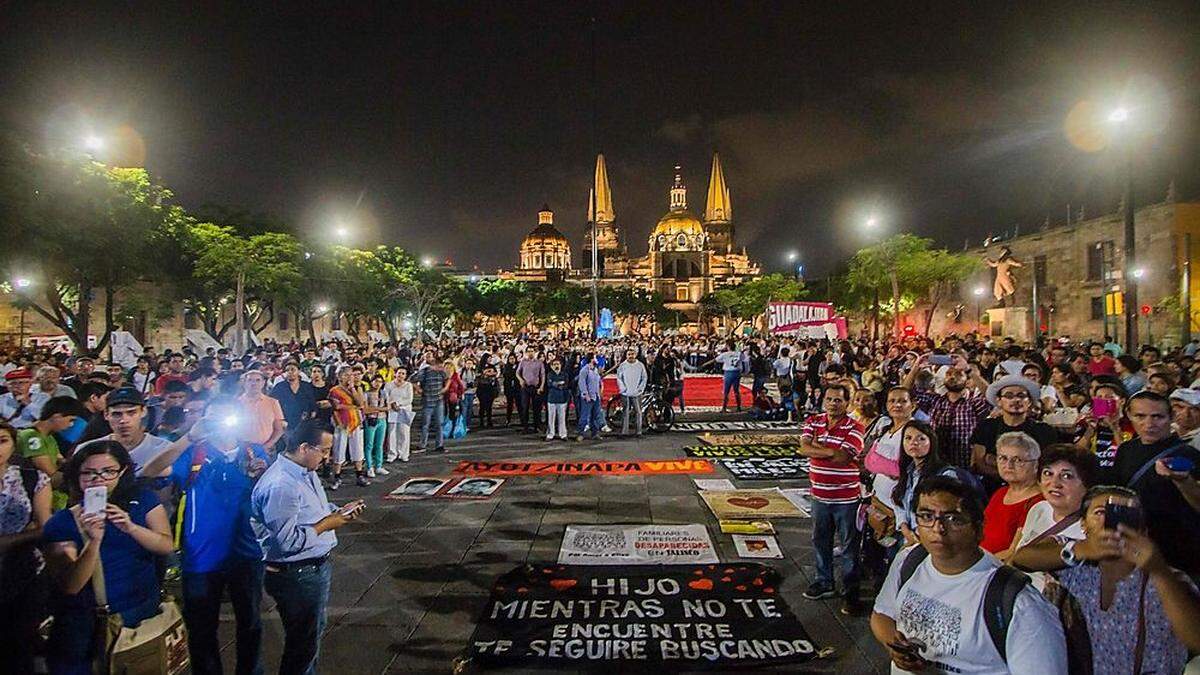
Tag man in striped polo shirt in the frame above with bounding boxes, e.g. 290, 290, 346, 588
799, 382, 866, 614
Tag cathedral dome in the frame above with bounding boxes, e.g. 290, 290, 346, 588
649, 166, 706, 252
519, 205, 571, 270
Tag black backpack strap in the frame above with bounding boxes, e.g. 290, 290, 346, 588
19, 466, 40, 501
898, 545, 929, 589
983, 565, 1030, 663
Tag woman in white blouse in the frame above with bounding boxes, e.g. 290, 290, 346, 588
384, 366, 414, 462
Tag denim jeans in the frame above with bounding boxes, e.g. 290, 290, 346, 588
420, 402, 444, 449
182, 558, 265, 675
811, 500, 861, 590
362, 418, 386, 469
621, 394, 643, 435
461, 392, 475, 428
576, 397, 602, 437
264, 559, 332, 675
48, 593, 161, 675
722, 370, 742, 409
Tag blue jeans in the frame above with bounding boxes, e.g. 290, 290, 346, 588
722, 370, 742, 409
362, 418, 386, 469
182, 558, 265, 675
621, 394, 643, 435
461, 392, 475, 428
811, 500, 861, 590
48, 593, 161, 675
576, 397, 602, 436
420, 402, 444, 449
264, 559, 332, 675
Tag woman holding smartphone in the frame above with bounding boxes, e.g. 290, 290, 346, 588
42, 441, 173, 674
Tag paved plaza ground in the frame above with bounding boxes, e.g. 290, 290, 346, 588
215, 416, 890, 674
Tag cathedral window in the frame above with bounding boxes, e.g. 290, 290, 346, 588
676, 286, 689, 301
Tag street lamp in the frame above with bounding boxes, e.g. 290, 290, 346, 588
421, 257, 433, 268
1131, 267, 1145, 279
1109, 105, 1139, 349
973, 286, 986, 328
83, 135, 104, 152
786, 251, 798, 262
334, 226, 349, 240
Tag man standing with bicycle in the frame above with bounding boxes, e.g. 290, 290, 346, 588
616, 349, 647, 436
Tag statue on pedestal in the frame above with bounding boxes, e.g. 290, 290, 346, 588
986, 247, 1023, 304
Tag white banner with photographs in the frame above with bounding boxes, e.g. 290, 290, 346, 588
558, 524, 719, 565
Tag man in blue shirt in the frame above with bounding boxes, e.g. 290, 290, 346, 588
251, 420, 363, 675
575, 355, 604, 441
143, 396, 270, 675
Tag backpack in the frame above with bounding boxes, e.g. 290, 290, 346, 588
0, 464, 44, 601
897, 546, 1030, 664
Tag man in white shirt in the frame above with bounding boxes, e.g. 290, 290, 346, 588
871, 476, 1067, 674
75, 387, 173, 477
615, 349, 647, 436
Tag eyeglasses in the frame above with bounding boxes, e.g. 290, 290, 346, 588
914, 511, 972, 529
79, 468, 123, 481
997, 455, 1036, 466
999, 392, 1030, 400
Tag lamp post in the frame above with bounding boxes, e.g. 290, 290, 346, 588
13, 277, 34, 348
973, 286, 985, 332
1110, 107, 1138, 350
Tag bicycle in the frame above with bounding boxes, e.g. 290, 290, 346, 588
605, 384, 675, 433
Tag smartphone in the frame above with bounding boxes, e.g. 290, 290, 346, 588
928, 355, 954, 367
338, 501, 365, 518
1104, 501, 1144, 531
83, 486, 107, 516
1166, 456, 1196, 473
1091, 398, 1118, 418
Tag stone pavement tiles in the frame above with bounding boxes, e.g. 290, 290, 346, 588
217, 421, 890, 673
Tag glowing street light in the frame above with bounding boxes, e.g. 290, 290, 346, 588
334, 226, 349, 239
973, 286, 986, 296
786, 251, 798, 262
1108, 107, 1130, 124
421, 257, 433, 268
865, 215, 879, 228
1131, 268, 1145, 279
83, 135, 105, 152
13, 277, 33, 289
316, 303, 329, 314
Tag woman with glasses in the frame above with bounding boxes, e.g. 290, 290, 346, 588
42, 441, 173, 674
981, 431, 1044, 558
1009, 444, 1098, 591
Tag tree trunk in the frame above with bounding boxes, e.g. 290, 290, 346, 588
98, 286, 115, 356
871, 286, 880, 342
890, 272, 902, 338
233, 270, 246, 354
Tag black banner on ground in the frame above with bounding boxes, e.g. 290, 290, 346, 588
718, 457, 810, 480
684, 445, 802, 458
464, 563, 821, 670
671, 421, 797, 432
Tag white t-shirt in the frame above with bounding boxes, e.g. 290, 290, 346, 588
873, 547, 1068, 675
772, 357, 794, 378
78, 433, 173, 477
1014, 501, 1084, 592
715, 351, 742, 372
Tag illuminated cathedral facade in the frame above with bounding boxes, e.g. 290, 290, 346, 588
505, 152, 761, 325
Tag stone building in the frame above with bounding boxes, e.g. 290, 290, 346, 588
926, 199, 1200, 346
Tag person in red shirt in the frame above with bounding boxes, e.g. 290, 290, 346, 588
982, 431, 1044, 560
799, 382, 867, 614
1086, 343, 1117, 377
153, 352, 189, 395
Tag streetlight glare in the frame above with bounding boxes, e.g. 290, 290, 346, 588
1131, 267, 1145, 279
1108, 107, 1130, 124
316, 303, 329, 313
786, 251, 797, 262
334, 226, 349, 239
973, 286, 986, 296
13, 277, 33, 289
421, 257, 433, 268
83, 135, 105, 151
865, 215, 878, 228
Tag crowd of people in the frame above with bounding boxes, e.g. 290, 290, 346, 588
2, 329, 1200, 673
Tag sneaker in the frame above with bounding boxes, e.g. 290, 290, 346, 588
328, 477, 342, 491
356, 474, 371, 487
602, 425, 612, 433
802, 582, 836, 600
558, 435, 568, 440
434, 446, 446, 453
576, 435, 585, 442
366, 468, 376, 478
376, 467, 390, 476
840, 592, 867, 616
546, 435, 554, 441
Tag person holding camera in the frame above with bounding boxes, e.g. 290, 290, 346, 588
251, 420, 363, 675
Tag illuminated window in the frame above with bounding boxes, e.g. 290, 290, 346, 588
676, 286, 689, 301
677, 234, 687, 248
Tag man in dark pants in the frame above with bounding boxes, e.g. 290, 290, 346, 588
142, 397, 270, 675
516, 350, 545, 432
251, 421, 363, 674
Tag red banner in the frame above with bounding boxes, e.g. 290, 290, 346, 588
453, 459, 715, 476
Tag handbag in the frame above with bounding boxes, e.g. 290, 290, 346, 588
866, 495, 896, 540
76, 509, 190, 675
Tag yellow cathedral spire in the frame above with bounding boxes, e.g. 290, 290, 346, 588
704, 152, 732, 223
588, 153, 615, 224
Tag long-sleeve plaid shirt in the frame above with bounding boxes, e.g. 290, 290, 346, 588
913, 390, 991, 467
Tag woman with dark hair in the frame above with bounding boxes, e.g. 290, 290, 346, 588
502, 353, 520, 426
42, 440, 173, 674
0, 421, 52, 673
892, 420, 981, 545
1115, 354, 1147, 394
1009, 444, 1099, 590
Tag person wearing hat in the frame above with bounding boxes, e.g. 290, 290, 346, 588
1169, 387, 1200, 450
969, 374, 1058, 493
18, 395, 87, 510
74, 387, 174, 478
0, 368, 40, 429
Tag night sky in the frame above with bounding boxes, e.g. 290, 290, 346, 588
2, 1, 1198, 276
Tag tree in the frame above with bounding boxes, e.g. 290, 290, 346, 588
0, 142, 186, 354
904, 250, 980, 335
849, 234, 931, 338
700, 274, 806, 334
393, 267, 458, 335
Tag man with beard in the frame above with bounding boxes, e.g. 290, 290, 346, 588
904, 354, 991, 469
970, 375, 1058, 488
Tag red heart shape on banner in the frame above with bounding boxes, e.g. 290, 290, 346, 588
728, 497, 770, 509
720, 576, 732, 582
549, 579, 577, 591
688, 578, 714, 591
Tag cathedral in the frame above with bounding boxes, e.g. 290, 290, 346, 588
507, 152, 761, 325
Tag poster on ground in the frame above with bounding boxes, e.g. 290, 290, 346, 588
732, 534, 784, 559
454, 459, 714, 476
671, 421, 798, 432
696, 433, 807, 447
384, 476, 505, 500
717, 457, 810, 481
464, 563, 823, 670
684, 445, 802, 458
558, 524, 719, 565
700, 489, 808, 520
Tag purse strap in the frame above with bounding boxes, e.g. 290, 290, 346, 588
1133, 572, 1149, 674
71, 507, 109, 609
1023, 514, 1080, 549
